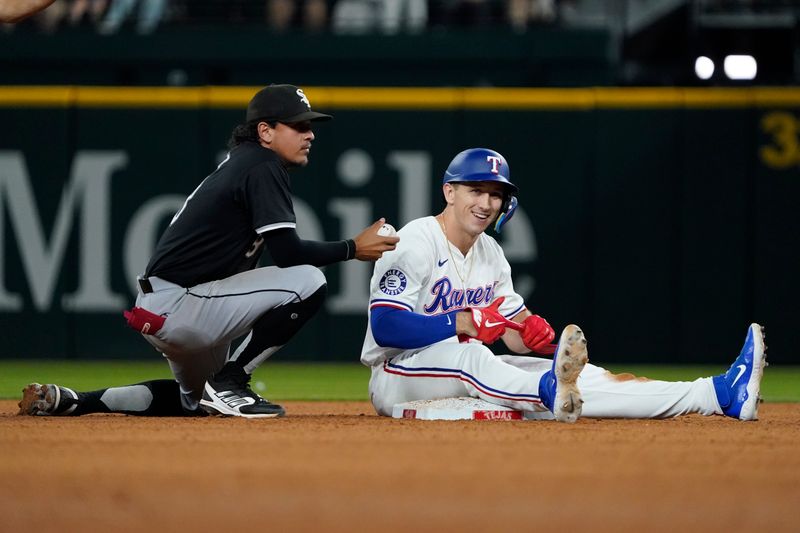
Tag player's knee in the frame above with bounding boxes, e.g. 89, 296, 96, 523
464, 344, 495, 361
370, 392, 392, 417
296, 265, 327, 298
302, 282, 327, 313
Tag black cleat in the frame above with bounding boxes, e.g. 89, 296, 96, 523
199, 369, 284, 419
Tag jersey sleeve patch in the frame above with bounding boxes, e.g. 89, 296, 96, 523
379, 269, 408, 296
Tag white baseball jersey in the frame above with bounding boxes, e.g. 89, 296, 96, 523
361, 216, 525, 367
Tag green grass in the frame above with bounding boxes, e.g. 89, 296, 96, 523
1, 361, 798, 402
0, 361, 371, 401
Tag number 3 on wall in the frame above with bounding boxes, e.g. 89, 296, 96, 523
760, 111, 800, 170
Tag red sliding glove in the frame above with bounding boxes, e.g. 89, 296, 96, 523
520, 314, 556, 354
458, 297, 509, 345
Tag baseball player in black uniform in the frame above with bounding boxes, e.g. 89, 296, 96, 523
18, 84, 399, 419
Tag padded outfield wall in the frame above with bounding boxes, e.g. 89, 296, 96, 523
0, 86, 798, 364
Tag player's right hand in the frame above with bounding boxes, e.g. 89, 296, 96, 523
353, 218, 400, 261
457, 297, 508, 344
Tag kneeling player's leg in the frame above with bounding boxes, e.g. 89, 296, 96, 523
174, 265, 327, 417
165, 343, 230, 413
147, 266, 326, 361
198, 284, 326, 417
227, 267, 327, 374
167, 265, 327, 377
18, 379, 194, 417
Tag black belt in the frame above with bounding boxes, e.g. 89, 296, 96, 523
138, 277, 154, 294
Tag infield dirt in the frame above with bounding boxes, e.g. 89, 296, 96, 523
1, 400, 798, 532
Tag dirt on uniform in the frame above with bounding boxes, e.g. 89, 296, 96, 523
1, 400, 798, 532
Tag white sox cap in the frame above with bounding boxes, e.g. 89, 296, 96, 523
246, 84, 333, 124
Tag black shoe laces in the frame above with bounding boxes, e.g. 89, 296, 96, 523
223, 370, 276, 406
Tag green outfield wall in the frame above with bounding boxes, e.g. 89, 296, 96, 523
0, 29, 613, 87
0, 86, 798, 364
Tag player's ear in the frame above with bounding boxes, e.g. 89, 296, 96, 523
257, 121, 273, 144
443, 183, 456, 205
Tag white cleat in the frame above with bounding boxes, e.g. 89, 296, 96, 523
550, 325, 589, 423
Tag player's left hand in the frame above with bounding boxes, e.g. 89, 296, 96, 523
519, 314, 556, 354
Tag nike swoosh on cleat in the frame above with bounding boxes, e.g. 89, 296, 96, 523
731, 364, 747, 386
438, 259, 448, 267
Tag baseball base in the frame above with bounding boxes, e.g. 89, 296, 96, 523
391, 397, 554, 421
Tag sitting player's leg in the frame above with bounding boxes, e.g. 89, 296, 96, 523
501, 323, 767, 421
577, 323, 766, 420
18, 379, 191, 417
370, 324, 588, 423
575, 366, 719, 419
536, 324, 589, 423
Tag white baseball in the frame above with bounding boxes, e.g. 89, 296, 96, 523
377, 223, 397, 237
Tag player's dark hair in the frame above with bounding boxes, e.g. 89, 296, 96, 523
227, 119, 277, 149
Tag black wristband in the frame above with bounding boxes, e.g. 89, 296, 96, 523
345, 239, 357, 260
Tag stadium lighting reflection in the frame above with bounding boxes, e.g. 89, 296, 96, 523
694, 56, 715, 80
724, 55, 757, 80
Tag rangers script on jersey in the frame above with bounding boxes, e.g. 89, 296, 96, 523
361, 216, 525, 366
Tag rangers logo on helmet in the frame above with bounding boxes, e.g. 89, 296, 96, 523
486, 155, 502, 174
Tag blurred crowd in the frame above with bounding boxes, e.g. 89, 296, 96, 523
5, 0, 581, 34
5, 0, 799, 35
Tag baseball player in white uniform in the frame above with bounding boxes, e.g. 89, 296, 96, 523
362, 148, 767, 422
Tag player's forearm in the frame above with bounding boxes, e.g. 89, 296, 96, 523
455, 310, 477, 336
0, 0, 56, 22
371, 307, 460, 349
262, 228, 355, 267
501, 330, 531, 354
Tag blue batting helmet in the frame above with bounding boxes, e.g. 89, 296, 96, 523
442, 148, 518, 194
443, 148, 519, 233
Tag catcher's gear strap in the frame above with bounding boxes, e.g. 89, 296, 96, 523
370, 306, 460, 349
262, 227, 354, 267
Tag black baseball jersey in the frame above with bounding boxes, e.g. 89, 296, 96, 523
145, 142, 296, 287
